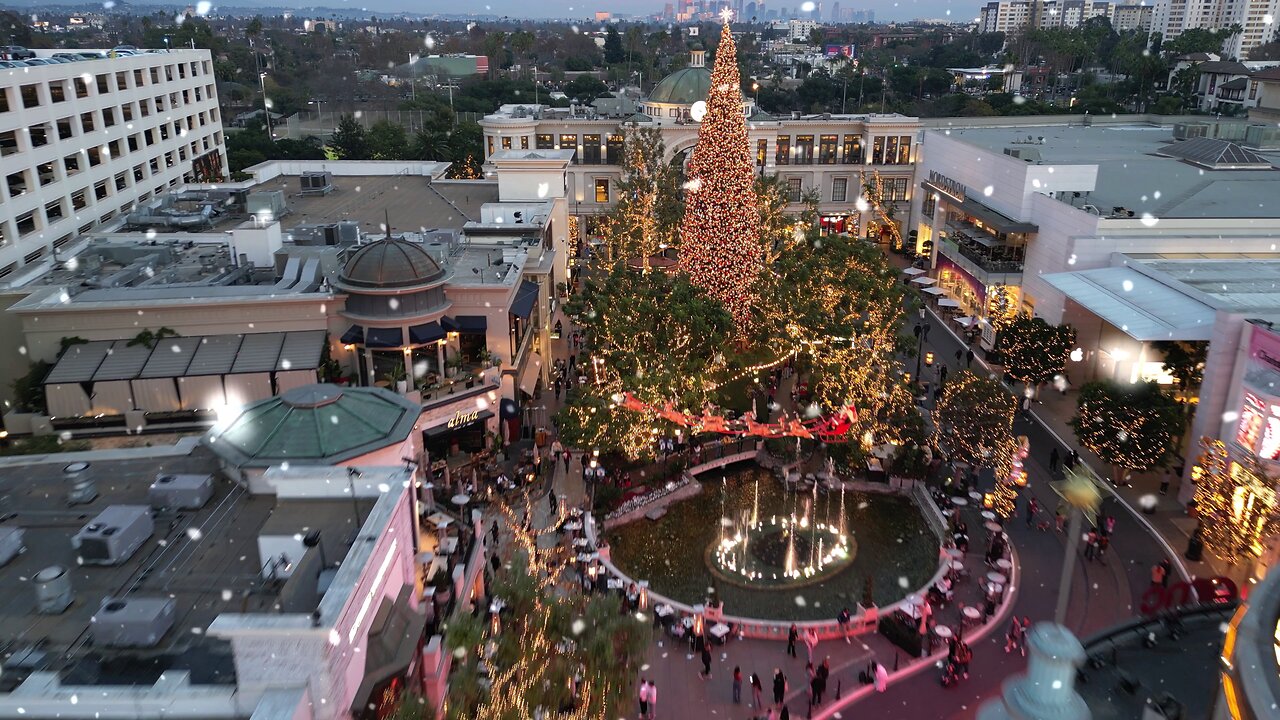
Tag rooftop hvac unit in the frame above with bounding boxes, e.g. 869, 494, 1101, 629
91, 597, 176, 648
0, 527, 25, 567
246, 190, 287, 219
65, 461, 98, 506
300, 171, 335, 196
1172, 122, 1210, 140
72, 505, 153, 566
1002, 147, 1041, 163
148, 473, 213, 510
32, 565, 73, 615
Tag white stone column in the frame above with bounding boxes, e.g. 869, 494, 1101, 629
977, 623, 1090, 720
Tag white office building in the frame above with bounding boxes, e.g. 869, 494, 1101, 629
0, 50, 226, 281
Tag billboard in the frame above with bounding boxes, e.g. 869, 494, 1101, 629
824, 44, 856, 58
1232, 323, 1280, 463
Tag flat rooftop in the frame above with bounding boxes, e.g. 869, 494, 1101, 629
1129, 253, 1280, 313
0, 447, 373, 686
246, 175, 500, 236
943, 124, 1280, 219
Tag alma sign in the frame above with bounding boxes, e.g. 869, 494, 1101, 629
447, 410, 482, 429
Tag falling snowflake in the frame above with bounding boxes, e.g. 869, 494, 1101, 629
794, 595, 806, 607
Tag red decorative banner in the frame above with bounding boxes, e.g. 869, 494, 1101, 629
615, 393, 858, 442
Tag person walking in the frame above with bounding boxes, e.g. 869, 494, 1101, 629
1160, 559, 1172, 588
1084, 529, 1098, 561
939, 364, 949, 383
732, 666, 742, 704
1105, 514, 1117, 537
873, 661, 889, 692
779, 705, 790, 720
647, 681, 657, 719
1049, 447, 1060, 473
700, 644, 713, 679
786, 624, 798, 657
638, 678, 649, 719
1066, 450, 1080, 471
1150, 562, 1167, 590
750, 671, 763, 709
806, 663, 818, 709
1160, 466, 1175, 495
956, 641, 973, 678
1097, 534, 1110, 565
837, 607, 852, 643
1025, 497, 1040, 528
817, 658, 830, 704
562, 449, 571, 472
773, 668, 787, 705
1004, 617, 1023, 654
803, 627, 819, 663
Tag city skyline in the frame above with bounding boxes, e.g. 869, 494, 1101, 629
388, 0, 971, 21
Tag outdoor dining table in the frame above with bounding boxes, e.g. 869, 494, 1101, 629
656, 604, 675, 618
607, 578, 624, 590
934, 624, 954, 640
439, 537, 459, 555
980, 511, 997, 522
901, 603, 923, 620
968, 491, 983, 501
987, 571, 1008, 585
681, 617, 695, 629
573, 538, 590, 547
577, 553, 595, 562
995, 558, 1013, 572
710, 623, 731, 639
949, 560, 964, 573
962, 606, 982, 624
451, 494, 471, 506
983, 521, 1002, 533
564, 521, 583, 531
950, 497, 969, 507
945, 548, 964, 559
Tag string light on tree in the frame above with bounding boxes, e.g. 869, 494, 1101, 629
1192, 436, 1279, 564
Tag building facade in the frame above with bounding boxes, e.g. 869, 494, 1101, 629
978, 0, 1113, 33
0, 50, 226, 281
479, 62, 921, 246
1152, 0, 1280, 59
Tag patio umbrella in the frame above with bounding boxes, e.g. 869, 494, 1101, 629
923, 286, 948, 295
902, 267, 926, 276
938, 298, 961, 308
910, 276, 938, 285
955, 316, 976, 327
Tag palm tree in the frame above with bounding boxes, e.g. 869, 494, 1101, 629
412, 129, 450, 161
1053, 466, 1103, 624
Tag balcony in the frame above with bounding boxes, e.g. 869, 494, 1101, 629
937, 236, 1023, 286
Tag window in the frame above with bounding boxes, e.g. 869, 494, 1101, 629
88, 146, 102, 167
134, 68, 145, 86
922, 193, 936, 218
23, 246, 46, 263
27, 123, 49, 149
819, 135, 838, 164
871, 136, 884, 164
49, 81, 66, 103
74, 77, 89, 99
501, 136, 512, 150
94, 180, 109, 200
145, 129, 156, 147
45, 199, 64, 223
757, 138, 767, 166
149, 158, 159, 174
897, 135, 912, 164
139, 99, 150, 117
102, 107, 116, 128
21, 84, 40, 108
0, 130, 16, 156
582, 134, 601, 164
607, 134, 624, 165
776, 136, 790, 165
842, 134, 862, 164
832, 177, 848, 203
884, 136, 899, 165
80, 112, 95, 134
64, 154, 81, 176
116, 71, 128, 90
0, 87, 8, 113
133, 164, 145, 182
127, 135, 139, 153
114, 172, 128, 192
71, 189, 87, 210
36, 162, 55, 186
595, 179, 609, 203
795, 135, 814, 164
15, 211, 37, 237
57, 117, 74, 140
487, 136, 494, 156
786, 178, 802, 203
149, 67, 159, 84
559, 134, 577, 153
520, 136, 529, 150
885, 177, 909, 202
7, 171, 29, 198
108, 140, 121, 159
96, 74, 110, 94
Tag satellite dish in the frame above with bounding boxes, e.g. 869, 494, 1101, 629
690, 101, 708, 122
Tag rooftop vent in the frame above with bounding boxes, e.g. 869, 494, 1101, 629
1155, 137, 1274, 170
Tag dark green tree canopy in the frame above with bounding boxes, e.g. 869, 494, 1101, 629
1001, 315, 1076, 385
1071, 380, 1182, 475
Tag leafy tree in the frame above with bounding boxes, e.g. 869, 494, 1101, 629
557, 267, 734, 459
329, 115, 369, 159
604, 25, 625, 64
564, 75, 609, 101
1156, 340, 1207, 392
366, 120, 408, 160
1162, 26, 1241, 57
976, 31, 1007, 56
10, 361, 52, 413
411, 129, 450, 161
1071, 380, 1182, 482
934, 370, 1017, 467
598, 128, 683, 265
1000, 315, 1076, 386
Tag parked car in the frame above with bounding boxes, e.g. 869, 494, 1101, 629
21, 58, 54, 66
52, 53, 84, 61
0, 60, 27, 68
0, 46, 36, 60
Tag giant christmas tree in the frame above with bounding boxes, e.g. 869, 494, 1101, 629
679, 16, 762, 332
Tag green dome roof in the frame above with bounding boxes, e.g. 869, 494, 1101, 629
647, 67, 711, 105
205, 384, 420, 469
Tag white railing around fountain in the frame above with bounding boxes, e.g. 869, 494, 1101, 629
585, 449, 956, 642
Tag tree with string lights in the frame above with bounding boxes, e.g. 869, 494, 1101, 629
679, 14, 763, 331
599, 128, 684, 267
1071, 380, 1181, 484
1000, 315, 1076, 388
934, 370, 1017, 468
1192, 436, 1279, 565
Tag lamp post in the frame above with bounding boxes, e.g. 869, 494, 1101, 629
913, 322, 931, 380
259, 72, 274, 142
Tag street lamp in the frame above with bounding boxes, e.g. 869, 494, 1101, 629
259, 72, 275, 142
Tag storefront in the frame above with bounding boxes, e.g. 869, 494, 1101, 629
350, 586, 431, 720
936, 257, 986, 318
422, 408, 495, 461
819, 214, 858, 236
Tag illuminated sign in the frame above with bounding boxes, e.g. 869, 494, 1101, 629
927, 171, 967, 203
447, 410, 482, 429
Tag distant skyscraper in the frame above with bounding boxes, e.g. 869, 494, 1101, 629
746, 1, 757, 16
664, 1, 675, 17
831, 1, 840, 21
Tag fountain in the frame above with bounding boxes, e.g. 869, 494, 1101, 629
709, 473, 856, 588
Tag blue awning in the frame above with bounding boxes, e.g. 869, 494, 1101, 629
509, 281, 539, 320
340, 325, 364, 345
440, 316, 458, 332
365, 327, 404, 348
454, 316, 488, 333
408, 322, 445, 344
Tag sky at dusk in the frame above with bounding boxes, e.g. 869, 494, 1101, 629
410, 0, 979, 22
